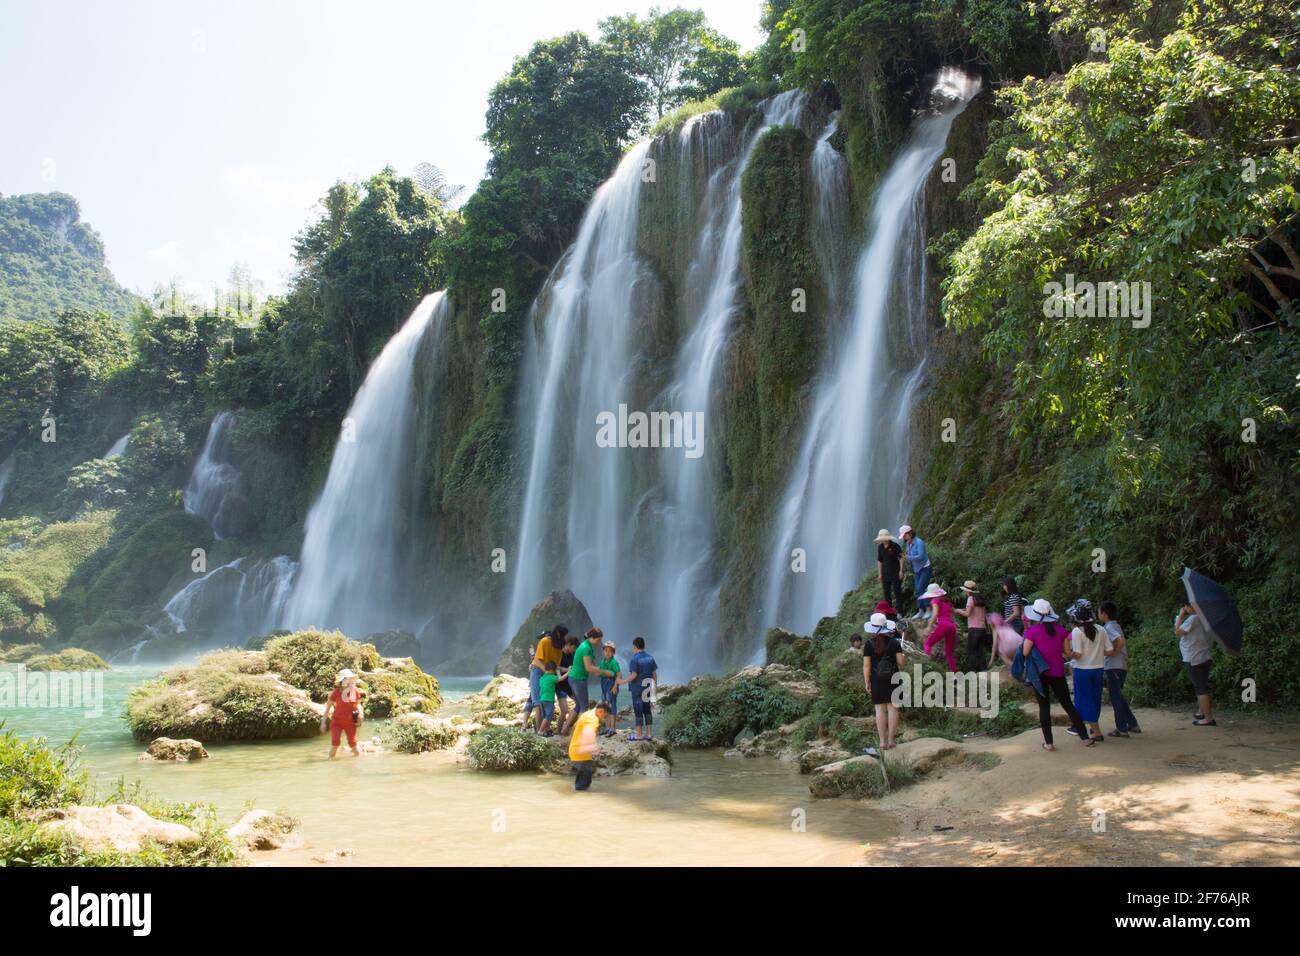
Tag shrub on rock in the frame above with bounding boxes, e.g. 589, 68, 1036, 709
465, 726, 564, 771
383, 713, 458, 754
263, 628, 381, 700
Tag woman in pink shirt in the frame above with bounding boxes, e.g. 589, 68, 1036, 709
1021, 599, 1091, 750
955, 580, 989, 672
921, 584, 958, 672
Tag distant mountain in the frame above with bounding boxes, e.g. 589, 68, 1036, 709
0, 192, 139, 321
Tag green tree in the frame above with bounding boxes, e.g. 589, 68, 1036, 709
600, 6, 747, 121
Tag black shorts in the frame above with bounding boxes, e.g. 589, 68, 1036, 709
870, 677, 897, 704
1185, 660, 1212, 696
557, 680, 574, 700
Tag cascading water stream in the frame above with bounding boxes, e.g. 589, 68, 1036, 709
282, 291, 449, 638
183, 410, 240, 540
104, 433, 130, 458
506, 93, 842, 677
652, 91, 812, 675
0, 453, 13, 507
761, 69, 980, 638
505, 141, 654, 650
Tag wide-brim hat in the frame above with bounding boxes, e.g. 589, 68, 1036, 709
336, 668, 357, 683
884, 619, 898, 632
1024, 598, 1058, 623
873, 528, 893, 542
921, 583, 946, 599
864, 611, 889, 633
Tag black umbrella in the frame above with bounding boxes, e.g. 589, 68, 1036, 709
1181, 567, 1243, 657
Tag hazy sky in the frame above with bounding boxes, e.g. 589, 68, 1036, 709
0, 0, 765, 297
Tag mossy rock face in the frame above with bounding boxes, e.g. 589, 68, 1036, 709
362, 659, 441, 718
24, 648, 110, 671
661, 664, 814, 748
495, 590, 593, 677
79, 511, 213, 627
125, 650, 321, 742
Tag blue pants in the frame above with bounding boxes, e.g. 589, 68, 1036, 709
1106, 668, 1138, 731
527, 665, 543, 718
914, 565, 933, 611
631, 686, 653, 727
572, 679, 590, 713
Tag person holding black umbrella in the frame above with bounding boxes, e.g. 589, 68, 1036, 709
1176, 602, 1216, 726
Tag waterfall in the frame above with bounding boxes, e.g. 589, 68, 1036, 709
183, 411, 240, 539
652, 90, 811, 675
282, 291, 448, 637
0, 453, 13, 507
506, 93, 832, 677
160, 555, 298, 646
104, 433, 130, 458
761, 69, 980, 637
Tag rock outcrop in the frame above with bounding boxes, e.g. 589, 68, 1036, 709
37, 804, 200, 854
495, 590, 593, 677
592, 734, 673, 776
226, 809, 300, 851
140, 737, 209, 761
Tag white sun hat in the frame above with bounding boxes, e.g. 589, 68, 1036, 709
898, 524, 913, 537
873, 528, 893, 542
885, 619, 898, 632
921, 583, 947, 599
336, 668, 357, 683
1023, 598, 1058, 623
864, 612, 890, 633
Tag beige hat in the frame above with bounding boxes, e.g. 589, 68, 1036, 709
873, 528, 893, 543
961, 580, 979, 592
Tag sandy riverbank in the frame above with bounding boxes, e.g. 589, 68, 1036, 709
857, 708, 1300, 866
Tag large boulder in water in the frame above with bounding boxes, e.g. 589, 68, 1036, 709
494, 590, 594, 677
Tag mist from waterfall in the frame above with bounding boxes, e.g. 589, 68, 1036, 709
761, 69, 980, 637
282, 291, 449, 637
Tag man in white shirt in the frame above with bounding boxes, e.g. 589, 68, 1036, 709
1176, 603, 1216, 726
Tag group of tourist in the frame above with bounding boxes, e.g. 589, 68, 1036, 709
521, 627, 659, 790
864, 525, 1219, 754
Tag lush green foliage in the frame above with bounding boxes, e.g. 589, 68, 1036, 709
0, 725, 86, 816
382, 713, 458, 754
465, 725, 564, 771
662, 675, 808, 747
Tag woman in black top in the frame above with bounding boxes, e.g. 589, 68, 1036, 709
556, 635, 579, 734
863, 621, 906, 749
1002, 576, 1027, 635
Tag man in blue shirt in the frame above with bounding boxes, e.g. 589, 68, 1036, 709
617, 636, 659, 741
900, 524, 933, 618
